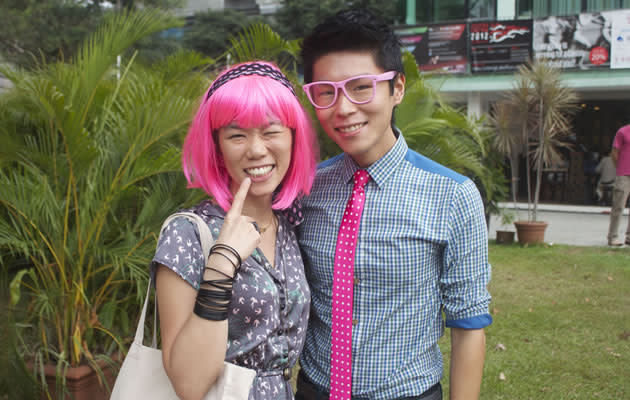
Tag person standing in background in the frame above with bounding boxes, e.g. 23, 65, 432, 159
594, 151, 616, 203
607, 123, 630, 246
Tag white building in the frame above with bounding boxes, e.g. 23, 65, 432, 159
176, 0, 282, 16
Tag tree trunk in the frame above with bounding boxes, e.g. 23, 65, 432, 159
522, 123, 532, 221
510, 150, 518, 208
533, 97, 544, 222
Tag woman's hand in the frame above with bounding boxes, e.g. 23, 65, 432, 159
214, 178, 261, 266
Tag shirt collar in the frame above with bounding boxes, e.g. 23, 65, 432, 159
339, 128, 408, 188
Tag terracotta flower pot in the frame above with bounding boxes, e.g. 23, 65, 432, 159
495, 230, 515, 244
37, 360, 116, 400
514, 221, 548, 245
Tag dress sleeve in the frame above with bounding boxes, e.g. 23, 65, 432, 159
441, 179, 493, 329
150, 216, 205, 290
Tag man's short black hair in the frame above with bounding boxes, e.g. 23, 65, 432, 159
301, 8, 404, 86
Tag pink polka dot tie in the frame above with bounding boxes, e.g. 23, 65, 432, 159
330, 169, 369, 400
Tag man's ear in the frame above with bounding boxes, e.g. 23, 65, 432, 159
393, 73, 405, 106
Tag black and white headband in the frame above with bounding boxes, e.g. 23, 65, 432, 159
205, 62, 297, 101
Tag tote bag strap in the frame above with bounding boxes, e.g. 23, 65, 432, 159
133, 211, 215, 346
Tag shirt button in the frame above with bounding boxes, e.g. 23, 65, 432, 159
280, 304, 285, 310
278, 329, 284, 336
354, 277, 359, 285
352, 319, 358, 326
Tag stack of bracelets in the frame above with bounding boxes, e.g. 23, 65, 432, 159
193, 243, 242, 321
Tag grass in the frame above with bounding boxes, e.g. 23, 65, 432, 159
292, 243, 630, 399
4, 243, 629, 398
439, 242, 630, 399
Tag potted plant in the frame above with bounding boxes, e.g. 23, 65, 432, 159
0, 10, 209, 399
491, 60, 578, 244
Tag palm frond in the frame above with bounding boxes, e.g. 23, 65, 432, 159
1, 10, 206, 381
228, 23, 299, 69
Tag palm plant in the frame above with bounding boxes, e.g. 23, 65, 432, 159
494, 60, 578, 222
228, 23, 301, 72
490, 99, 522, 209
397, 52, 507, 221
0, 9, 211, 398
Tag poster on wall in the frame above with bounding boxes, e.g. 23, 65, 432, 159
470, 19, 532, 73
399, 23, 468, 74
397, 26, 429, 65
533, 12, 614, 70
611, 10, 630, 69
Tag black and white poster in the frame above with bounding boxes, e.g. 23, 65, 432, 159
470, 20, 533, 73
533, 12, 614, 69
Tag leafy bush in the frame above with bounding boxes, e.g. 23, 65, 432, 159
0, 9, 210, 397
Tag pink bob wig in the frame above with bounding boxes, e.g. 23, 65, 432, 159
182, 61, 318, 212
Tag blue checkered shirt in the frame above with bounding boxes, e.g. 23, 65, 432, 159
297, 133, 492, 399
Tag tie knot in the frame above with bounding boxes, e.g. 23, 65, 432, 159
353, 169, 369, 189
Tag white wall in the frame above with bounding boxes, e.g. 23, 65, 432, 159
176, 0, 282, 16
497, 0, 516, 20
176, 0, 225, 16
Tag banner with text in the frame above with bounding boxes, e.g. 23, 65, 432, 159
470, 19, 533, 73
400, 23, 468, 74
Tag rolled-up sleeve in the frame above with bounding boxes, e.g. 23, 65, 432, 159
441, 179, 492, 329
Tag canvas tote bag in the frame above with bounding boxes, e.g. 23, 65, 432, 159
111, 212, 256, 400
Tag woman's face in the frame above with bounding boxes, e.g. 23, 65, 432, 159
217, 121, 293, 201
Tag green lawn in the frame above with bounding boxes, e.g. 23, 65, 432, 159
4, 243, 629, 399
292, 243, 630, 399
440, 243, 630, 399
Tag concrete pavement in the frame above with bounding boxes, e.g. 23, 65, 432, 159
488, 202, 630, 247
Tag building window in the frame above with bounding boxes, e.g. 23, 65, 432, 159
586, 0, 629, 11
517, 0, 533, 17
470, 0, 497, 19
531, 0, 582, 17
434, 0, 467, 22
406, 0, 629, 24
415, 0, 433, 23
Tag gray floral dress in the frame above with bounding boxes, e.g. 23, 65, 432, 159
151, 200, 310, 400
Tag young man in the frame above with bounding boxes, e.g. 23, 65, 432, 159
606, 123, 630, 246
296, 9, 492, 400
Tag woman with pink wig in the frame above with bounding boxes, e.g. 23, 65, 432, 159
150, 61, 318, 400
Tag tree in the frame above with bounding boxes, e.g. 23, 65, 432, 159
183, 9, 264, 60
396, 52, 507, 224
0, 0, 184, 69
0, 0, 105, 68
1, 9, 212, 397
494, 61, 578, 222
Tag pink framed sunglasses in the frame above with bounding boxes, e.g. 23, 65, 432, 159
302, 71, 397, 109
